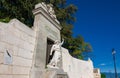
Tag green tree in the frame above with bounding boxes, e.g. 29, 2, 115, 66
49, 0, 92, 59
101, 73, 106, 78
0, 0, 92, 59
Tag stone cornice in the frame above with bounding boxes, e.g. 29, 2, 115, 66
32, 3, 62, 30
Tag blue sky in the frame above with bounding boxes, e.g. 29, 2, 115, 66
67, 0, 120, 73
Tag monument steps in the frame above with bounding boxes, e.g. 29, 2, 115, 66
41, 68, 68, 78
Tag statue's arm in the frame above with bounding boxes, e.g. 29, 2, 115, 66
60, 39, 64, 45
50, 45, 54, 55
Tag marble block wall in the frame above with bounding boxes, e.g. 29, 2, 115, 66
62, 48, 94, 78
0, 19, 36, 78
0, 3, 62, 78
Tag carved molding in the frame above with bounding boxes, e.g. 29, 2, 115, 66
33, 2, 62, 30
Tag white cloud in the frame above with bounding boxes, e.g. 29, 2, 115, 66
99, 63, 106, 66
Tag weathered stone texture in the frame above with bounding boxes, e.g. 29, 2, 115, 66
18, 48, 33, 59
13, 66, 30, 74
0, 65, 12, 74
62, 48, 94, 78
13, 75, 29, 78
0, 75, 13, 78
0, 53, 4, 64
0, 19, 35, 78
12, 56, 32, 67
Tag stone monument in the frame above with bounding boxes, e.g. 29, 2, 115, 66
0, 2, 96, 78
31, 2, 67, 78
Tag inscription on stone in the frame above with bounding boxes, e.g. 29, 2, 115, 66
4, 50, 12, 64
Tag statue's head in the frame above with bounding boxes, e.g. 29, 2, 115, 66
54, 40, 60, 44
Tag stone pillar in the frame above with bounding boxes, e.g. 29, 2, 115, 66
30, 2, 62, 78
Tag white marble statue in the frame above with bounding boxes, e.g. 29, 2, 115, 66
47, 39, 64, 68
40, 2, 60, 24
47, 4, 57, 19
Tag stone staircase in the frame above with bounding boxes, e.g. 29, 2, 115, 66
42, 68, 68, 78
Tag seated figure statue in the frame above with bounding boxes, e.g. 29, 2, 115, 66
47, 39, 64, 68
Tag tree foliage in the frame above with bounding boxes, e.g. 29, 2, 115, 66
0, 0, 92, 59
101, 73, 106, 78
0, 0, 43, 26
